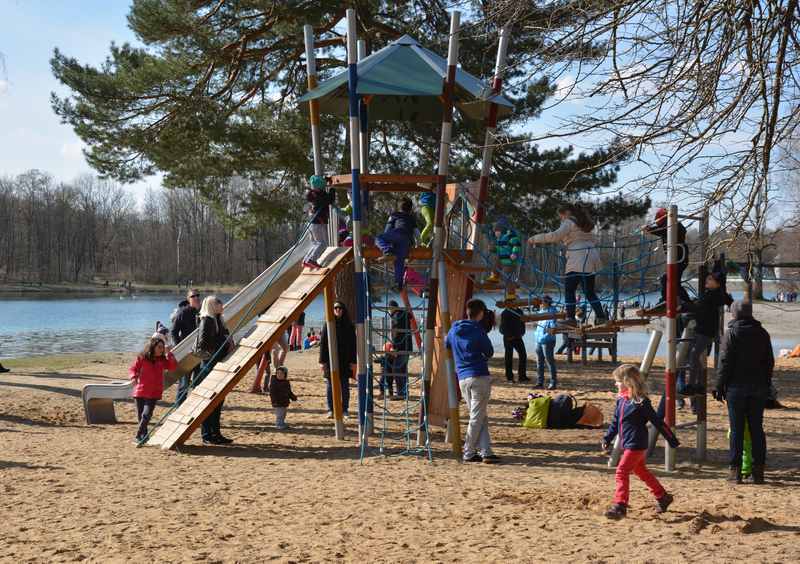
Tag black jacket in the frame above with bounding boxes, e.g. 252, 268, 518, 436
716, 317, 774, 393
682, 288, 733, 337
171, 303, 199, 344
197, 315, 230, 357
390, 309, 412, 352
306, 188, 334, 225
319, 317, 357, 377
646, 221, 689, 267
269, 378, 298, 408
384, 211, 417, 241
499, 308, 525, 340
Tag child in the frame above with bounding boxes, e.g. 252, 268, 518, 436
303, 174, 334, 269
602, 364, 679, 519
643, 208, 690, 306
534, 295, 558, 389
129, 336, 177, 442
375, 197, 417, 291
489, 217, 522, 300
419, 190, 436, 245
269, 366, 298, 430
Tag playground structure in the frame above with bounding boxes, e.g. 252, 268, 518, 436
80, 11, 733, 471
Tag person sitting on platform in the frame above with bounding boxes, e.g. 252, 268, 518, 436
375, 197, 417, 291
303, 175, 334, 269
642, 208, 690, 306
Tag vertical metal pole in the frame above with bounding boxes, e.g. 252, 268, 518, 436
696, 210, 710, 462
465, 27, 511, 299
421, 10, 460, 445
438, 260, 462, 459
612, 261, 620, 321
346, 9, 370, 445
324, 284, 345, 439
665, 204, 678, 471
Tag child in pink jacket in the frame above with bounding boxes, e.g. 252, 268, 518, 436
129, 335, 177, 442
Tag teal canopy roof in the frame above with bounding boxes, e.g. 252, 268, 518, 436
297, 35, 514, 122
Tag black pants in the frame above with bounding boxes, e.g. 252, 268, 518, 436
196, 360, 225, 441
727, 388, 767, 467
135, 398, 157, 440
659, 253, 690, 303
504, 337, 527, 381
564, 272, 605, 321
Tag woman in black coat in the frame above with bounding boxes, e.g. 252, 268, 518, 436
319, 301, 357, 417
196, 295, 234, 445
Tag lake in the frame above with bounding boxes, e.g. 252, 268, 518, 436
0, 289, 793, 360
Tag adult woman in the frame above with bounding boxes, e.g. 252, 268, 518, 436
318, 301, 357, 418
196, 295, 234, 445
528, 204, 606, 326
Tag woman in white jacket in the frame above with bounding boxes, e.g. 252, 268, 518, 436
528, 204, 607, 326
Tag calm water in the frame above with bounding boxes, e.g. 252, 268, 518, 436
0, 289, 793, 359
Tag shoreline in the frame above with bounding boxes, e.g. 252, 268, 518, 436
0, 281, 243, 296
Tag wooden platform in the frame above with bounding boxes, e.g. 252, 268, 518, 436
520, 312, 567, 323
496, 298, 543, 309
578, 318, 650, 334
147, 247, 353, 450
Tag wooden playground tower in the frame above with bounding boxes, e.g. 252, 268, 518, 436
298, 10, 514, 456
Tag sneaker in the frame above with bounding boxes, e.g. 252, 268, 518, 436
303, 260, 322, 269
547, 382, 557, 391
655, 493, 673, 514
605, 503, 627, 519
752, 464, 765, 485
518, 376, 531, 383
482, 454, 501, 464
463, 453, 483, 463
727, 466, 742, 484
534, 382, 544, 389
343, 412, 351, 420
202, 437, 223, 445
214, 435, 234, 444
276, 424, 288, 430
326, 411, 333, 419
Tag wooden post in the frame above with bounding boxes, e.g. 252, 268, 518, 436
324, 283, 345, 439
665, 204, 678, 471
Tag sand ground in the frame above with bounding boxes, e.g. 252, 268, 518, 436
1, 350, 799, 563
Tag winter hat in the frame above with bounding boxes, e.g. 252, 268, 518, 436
731, 300, 753, 320
309, 175, 326, 190
654, 207, 667, 226
494, 216, 510, 232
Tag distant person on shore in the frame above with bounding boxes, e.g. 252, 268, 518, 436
196, 296, 235, 445
713, 301, 773, 484
170, 288, 201, 405
269, 366, 298, 430
303, 175, 334, 269
446, 298, 499, 464
319, 301, 357, 418
129, 336, 177, 443
602, 364, 679, 519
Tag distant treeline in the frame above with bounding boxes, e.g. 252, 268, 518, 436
0, 171, 304, 285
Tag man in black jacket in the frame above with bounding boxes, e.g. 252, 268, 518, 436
170, 288, 201, 405
389, 300, 412, 398
713, 301, 774, 484
500, 307, 528, 383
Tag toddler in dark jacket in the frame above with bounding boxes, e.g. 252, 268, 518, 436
375, 197, 417, 290
269, 366, 298, 430
602, 364, 679, 519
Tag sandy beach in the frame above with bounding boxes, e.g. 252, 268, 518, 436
1, 349, 799, 563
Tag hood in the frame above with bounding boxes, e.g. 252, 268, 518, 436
178, 299, 190, 308
453, 319, 484, 337
728, 317, 763, 333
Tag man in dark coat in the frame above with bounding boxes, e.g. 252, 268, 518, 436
170, 288, 201, 405
389, 300, 412, 398
714, 301, 774, 484
500, 307, 528, 383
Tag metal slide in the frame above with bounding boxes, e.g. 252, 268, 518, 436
80, 236, 312, 424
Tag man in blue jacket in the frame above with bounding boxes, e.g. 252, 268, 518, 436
446, 299, 499, 464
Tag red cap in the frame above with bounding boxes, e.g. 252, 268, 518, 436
655, 208, 667, 225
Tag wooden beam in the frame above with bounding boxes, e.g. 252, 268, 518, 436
520, 312, 567, 323
329, 173, 439, 186
496, 298, 543, 309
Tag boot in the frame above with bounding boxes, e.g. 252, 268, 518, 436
0, 363, 9, 374
727, 465, 742, 484
605, 503, 627, 520
752, 464, 765, 485
655, 492, 674, 514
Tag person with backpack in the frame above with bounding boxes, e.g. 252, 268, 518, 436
534, 295, 558, 389
713, 301, 774, 484
602, 364, 679, 519
446, 299, 499, 464
499, 306, 528, 383
170, 288, 201, 405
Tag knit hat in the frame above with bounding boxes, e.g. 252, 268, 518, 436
309, 175, 326, 190
731, 300, 752, 320
654, 207, 667, 226
494, 216, 510, 232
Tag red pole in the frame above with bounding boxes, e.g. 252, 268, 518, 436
664, 204, 678, 471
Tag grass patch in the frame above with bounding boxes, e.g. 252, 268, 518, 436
3, 352, 127, 371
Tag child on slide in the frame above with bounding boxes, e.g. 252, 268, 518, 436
602, 364, 679, 519
376, 197, 417, 291
129, 335, 177, 443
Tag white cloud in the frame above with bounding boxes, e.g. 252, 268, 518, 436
0, 79, 9, 95
60, 140, 86, 162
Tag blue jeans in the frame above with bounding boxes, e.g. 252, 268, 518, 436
726, 388, 767, 467
326, 372, 351, 414
536, 341, 557, 385
564, 272, 605, 321
375, 229, 411, 288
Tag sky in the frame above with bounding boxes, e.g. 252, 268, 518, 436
0, 0, 154, 202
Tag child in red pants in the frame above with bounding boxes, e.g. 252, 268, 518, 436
602, 364, 680, 519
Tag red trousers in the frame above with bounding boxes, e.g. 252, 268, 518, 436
614, 449, 666, 505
